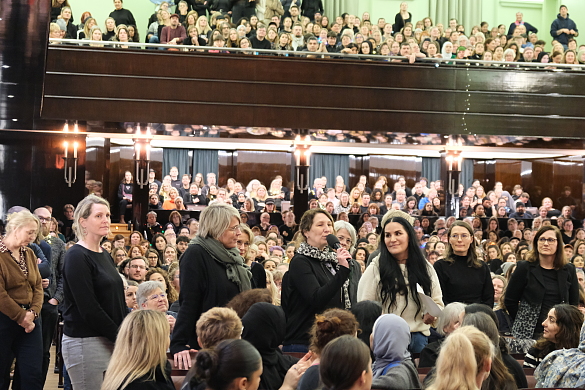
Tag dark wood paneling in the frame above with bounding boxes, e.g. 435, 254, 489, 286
526, 159, 554, 208
348, 155, 367, 191
218, 151, 235, 187
494, 160, 522, 194
553, 158, 583, 213
368, 156, 422, 191
42, 47, 585, 137
235, 151, 291, 189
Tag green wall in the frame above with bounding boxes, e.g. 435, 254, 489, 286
72, 0, 584, 47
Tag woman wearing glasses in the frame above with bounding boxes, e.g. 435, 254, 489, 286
505, 225, 579, 342
170, 203, 252, 370
434, 221, 494, 307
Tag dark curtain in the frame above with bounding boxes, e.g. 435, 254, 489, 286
192, 149, 219, 177
461, 159, 474, 189
422, 157, 441, 182
162, 148, 191, 178
310, 154, 350, 189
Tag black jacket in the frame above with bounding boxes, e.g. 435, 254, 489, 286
124, 362, 175, 390
281, 251, 359, 345
170, 243, 246, 354
504, 260, 579, 321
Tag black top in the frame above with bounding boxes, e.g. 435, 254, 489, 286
503, 352, 528, 389
170, 243, 244, 354
433, 254, 494, 307
281, 251, 351, 346
504, 260, 579, 337
118, 182, 134, 201
487, 258, 503, 273
251, 36, 272, 50
537, 267, 561, 335
297, 365, 320, 390
124, 361, 175, 390
62, 245, 127, 342
109, 8, 136, 27
278, 224, 298, 244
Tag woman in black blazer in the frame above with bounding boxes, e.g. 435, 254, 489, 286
505, 225, 579, 341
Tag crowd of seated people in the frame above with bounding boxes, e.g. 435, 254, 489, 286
48, 0, 585, 67
3, 175, 585, 389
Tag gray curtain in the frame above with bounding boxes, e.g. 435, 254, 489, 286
433, 0, 482, 31
163, 149, 190, 178
310, 153, 350, 189
460, 159, 474, 189
192, 149, 219, 178
422, 157, 441, 182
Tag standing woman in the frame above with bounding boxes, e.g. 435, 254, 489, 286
118, 170, 133, 224
434, 221, 494, 306
393, 2, 411, 36
505, 225, 579, 342
281, 209, 352, 352
0, 210, 44, 390
61, 195, 127, 390
357, 216, 443, 353
171, 203, 252, 369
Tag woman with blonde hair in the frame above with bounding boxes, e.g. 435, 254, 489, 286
101, 310, 173, 390
427, 326, 494, 390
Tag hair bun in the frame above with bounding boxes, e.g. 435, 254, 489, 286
194, 350, 218, 381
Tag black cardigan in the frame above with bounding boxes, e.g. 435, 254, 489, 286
504, 260, 579, 322
124, 361, 175, 390
281, 251, 358, 346
170, 243, 245, 354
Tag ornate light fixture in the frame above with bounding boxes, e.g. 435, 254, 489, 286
133, 125, 153, 189
62, 121, 79, 187
294, 135, 312, 193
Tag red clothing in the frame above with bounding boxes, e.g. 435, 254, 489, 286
160, 25, 187, 44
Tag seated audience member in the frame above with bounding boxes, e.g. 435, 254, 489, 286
319, 335, 372, 390
462, 311, 525, 389
419, 302, 466, 368
350, 300, 383, 352
524, 303, 583, 369
146, 267, 178, 304
128, 256, 148, 283
425, 326, 494, 390
370, 314, 421, 389
226, 288, 273, 318
534, 319, 585, 388
101, 310, 173, 390
125, 280, 138, 310
297, 308, 359, 390
242, 302, 299, 390
136, 281, 176, 332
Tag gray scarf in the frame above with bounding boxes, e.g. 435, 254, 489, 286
191, 236, 252, 292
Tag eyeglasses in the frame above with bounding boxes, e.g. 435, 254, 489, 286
148, 255, 159, 260
37, 217, 50, 222
130, 264, 147, 270
538, 237, 557, 244
227, 225, 242, 233
450, 234, 470, 240
147, 293, 167, 301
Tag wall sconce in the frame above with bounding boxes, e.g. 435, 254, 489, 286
445, 149, 463, 172
62, 120, 79, 187
294, 135, 312, 193
133, 125, 153, 189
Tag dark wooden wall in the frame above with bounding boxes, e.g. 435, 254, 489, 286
473, 158, 583, 212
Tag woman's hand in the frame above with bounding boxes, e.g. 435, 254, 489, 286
174, 349, 198, 370
19, 311, 36, 333
423, 313, 436, 325
336, 247, 351, 268
167, 315, 176, 333
42, 279, 50, 289
280, 352, 312, 390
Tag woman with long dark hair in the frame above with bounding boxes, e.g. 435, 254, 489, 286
357, 216, 443, 353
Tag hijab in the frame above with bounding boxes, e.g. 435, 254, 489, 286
371, 314, 411, 378
535, 320, 585, 388
441, 42, 454, 59
241, 302, 298, 390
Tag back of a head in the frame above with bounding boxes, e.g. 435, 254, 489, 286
196, 307, 242, 349
462, 312, 499, 346
101, 310, 169, 390
226, 288, 273, 318
310, 308, 359, 355
428, 326, 493, 390
465, 303, 499, 329
320, 335, 371, 390
194, 339, 261, 390
351, 300, 383, 347
436, 302, 466, 336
